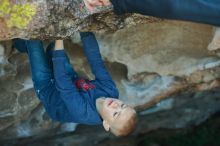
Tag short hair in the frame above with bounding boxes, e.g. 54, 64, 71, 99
110, 110, 137, 137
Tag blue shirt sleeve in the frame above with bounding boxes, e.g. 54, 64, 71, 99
80, 32, 119, 98
52, 50, 89, 123
110, 0, 220, 26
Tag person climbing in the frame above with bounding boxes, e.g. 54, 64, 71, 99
12, 32, 137, 137
83, 0, 220, 27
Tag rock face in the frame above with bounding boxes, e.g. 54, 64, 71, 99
0, 20, 220, 145
0, 1, 220, 145
0, 0, 155, 40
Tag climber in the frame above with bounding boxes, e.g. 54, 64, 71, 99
83, 0, 220, 27
12, 32, 137, 137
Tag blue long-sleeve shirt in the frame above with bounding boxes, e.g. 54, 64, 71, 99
110, 0, 220, 26
47, 32, 119, 125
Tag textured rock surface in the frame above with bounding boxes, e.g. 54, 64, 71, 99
94, 21, 220, 110
0, 7, 220, 145
0, 0, 157, 40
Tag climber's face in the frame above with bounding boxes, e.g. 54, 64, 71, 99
96, 98, 136, 132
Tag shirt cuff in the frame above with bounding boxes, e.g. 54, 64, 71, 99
52, 50, 67, 58
80, 32, 94, 38
110, 0, 127, 15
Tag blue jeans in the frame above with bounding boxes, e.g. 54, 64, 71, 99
13, 39, 78, 99
110, 0, 220, 26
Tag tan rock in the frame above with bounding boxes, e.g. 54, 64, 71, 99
96, 21, 216, 77
208, 27, 220, 51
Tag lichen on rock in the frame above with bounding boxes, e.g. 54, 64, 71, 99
0, 0, 37, 29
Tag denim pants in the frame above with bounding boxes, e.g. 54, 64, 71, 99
110, 0, 220, 26
13, 39, 78, 101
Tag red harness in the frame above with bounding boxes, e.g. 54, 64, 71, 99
75, 79, 96, 91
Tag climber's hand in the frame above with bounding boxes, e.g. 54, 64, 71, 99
83, 0, 102, 11
98, 0, 111, 6
208, 28, 220, 51
83, 0, 111, 12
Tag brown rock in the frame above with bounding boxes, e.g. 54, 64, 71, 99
0, 0, 153, 40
